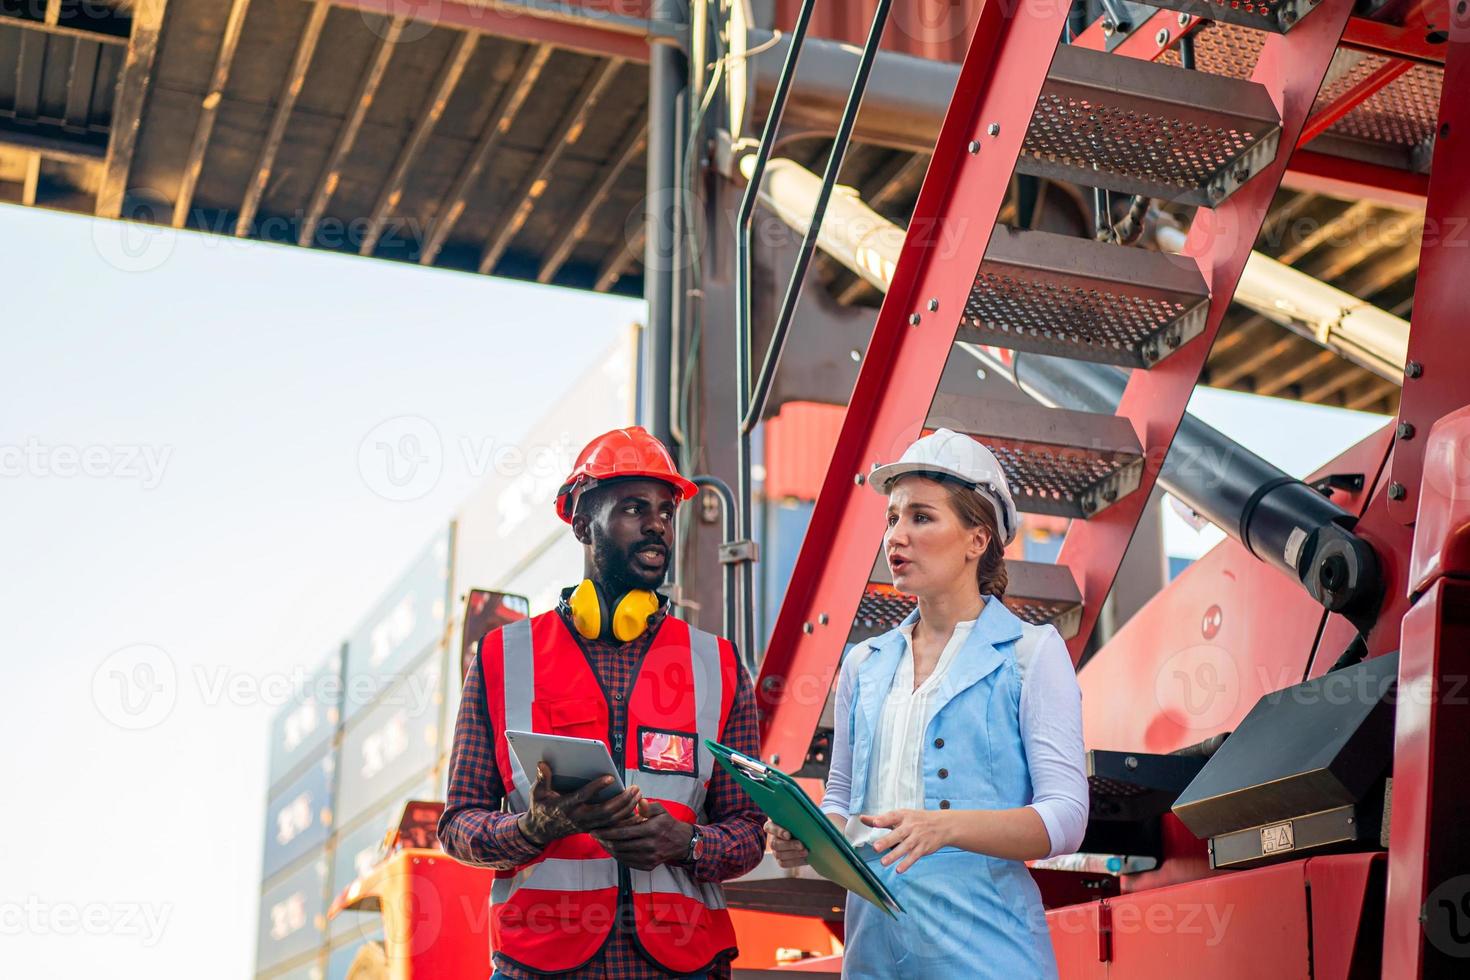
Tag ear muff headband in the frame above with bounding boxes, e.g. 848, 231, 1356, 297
568, 579, 659, 642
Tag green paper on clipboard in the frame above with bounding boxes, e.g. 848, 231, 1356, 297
707, 739, 904, 917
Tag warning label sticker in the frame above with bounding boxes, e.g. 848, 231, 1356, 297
1261, 821, 1295, 855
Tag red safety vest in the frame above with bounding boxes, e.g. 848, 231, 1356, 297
480, 609, 741, 974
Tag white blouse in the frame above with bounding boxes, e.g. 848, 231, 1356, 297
827, 616, 1089, 859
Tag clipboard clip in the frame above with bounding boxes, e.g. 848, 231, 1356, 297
726, 750, 771, 781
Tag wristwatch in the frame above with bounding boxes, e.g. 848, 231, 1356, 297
686, 826, 704, 864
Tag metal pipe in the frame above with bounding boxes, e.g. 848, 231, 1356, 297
1154, 217, 1409, 381
692, 475, 739, 657
645, 0, 686, 449
735, 0, 818, 673
742, 0, 895, 434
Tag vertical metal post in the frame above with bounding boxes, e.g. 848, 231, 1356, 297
735, 0, 818, 670
644, 0, 687, 450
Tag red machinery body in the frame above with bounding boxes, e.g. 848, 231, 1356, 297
321, 0, 1469, 974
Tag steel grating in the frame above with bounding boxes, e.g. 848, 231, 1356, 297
1141, 0, 1325, 34
926, 393, 1145, 519
858, 556, 1084, 641
1315, 59, 1443, 148
1159, 21, 1444, 162
957, 225, 1211, 369
1159, 20, 1265, 77
1022, 43, 1282, 208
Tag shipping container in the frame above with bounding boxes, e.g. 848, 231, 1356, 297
760, 497, 817, 647
451, 329, 637, 625
255, 854, 329, 974
326, 927, 385, 980
268, 647, 344, 793
335, 649, 445, 828
262, 750, 336, 884
343, 528, 452, 721
261, 954, 325, 980
328, 776, 435, 941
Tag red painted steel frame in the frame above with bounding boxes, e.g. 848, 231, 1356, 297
1073, 9, 1204, 58
1343, 3, 1454, 64
1298, 57, 1415, 147
1385, 19, 1469, 524
754, 0, 1074, 767
1052, 0, 1358, 664
1382, 577, 1470, 976
1383, 408, 1470, 977
1281, 149, 1429, 210
336, 0, 657, 62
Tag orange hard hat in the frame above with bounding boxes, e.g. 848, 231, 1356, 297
555, 426, 699, 523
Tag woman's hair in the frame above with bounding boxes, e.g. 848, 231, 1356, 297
937, 478, 1009, 598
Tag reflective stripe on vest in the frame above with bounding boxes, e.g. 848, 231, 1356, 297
630, 865, 729, 909
491, 857, 619, 904
502, 617, 534, 813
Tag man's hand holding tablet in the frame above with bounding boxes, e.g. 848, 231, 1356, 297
517, 762, 643, 846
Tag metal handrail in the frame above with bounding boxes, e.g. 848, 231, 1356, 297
691, 474, 738, 654
733, 0, 894, 668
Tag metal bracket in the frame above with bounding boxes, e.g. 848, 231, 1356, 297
1310, 472, 1365, 498
1102, 0, 1163, 52
719, 539, 761, 565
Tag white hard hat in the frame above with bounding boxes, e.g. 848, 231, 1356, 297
869, 428, 1019, 547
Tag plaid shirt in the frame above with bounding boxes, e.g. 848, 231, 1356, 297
438, 596, 766, 979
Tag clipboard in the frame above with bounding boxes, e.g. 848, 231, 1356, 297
707, 740, 903, 916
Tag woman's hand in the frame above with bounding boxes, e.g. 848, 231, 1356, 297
862, 808, 952, 873
765, 819, 809, 868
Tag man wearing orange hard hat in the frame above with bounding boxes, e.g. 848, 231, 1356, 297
440, 426, 765, 979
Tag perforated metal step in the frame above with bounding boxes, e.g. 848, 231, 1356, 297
927, 394, 1145, 519
857, 554, 1083, 641
1144, 0, 1323, 35
957, 225, 1211, 369
1023, 43, 1281, 208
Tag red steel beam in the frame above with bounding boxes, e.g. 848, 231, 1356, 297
1281, 148, 1428, 210
1385, 19, 1468, 524
1073, 9, 1204, 58
1298, 57, 1414, 147
754, 0, 1075, 769
1382, 578, 1470, 975
336, 0, 661, 62
1343, 4, 1451, 65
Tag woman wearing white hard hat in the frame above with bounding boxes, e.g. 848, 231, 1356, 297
766, 429, 1087, 979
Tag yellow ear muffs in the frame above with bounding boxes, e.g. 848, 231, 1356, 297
609, 587, 660, 643
568, 579, 659, 642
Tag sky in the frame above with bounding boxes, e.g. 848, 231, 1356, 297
0, 201, 1391, 978
0, 202, 641, 978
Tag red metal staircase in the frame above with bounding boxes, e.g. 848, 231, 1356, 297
754, 0, 1361, 772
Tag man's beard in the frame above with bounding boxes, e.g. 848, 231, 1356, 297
590, 525, 667, 593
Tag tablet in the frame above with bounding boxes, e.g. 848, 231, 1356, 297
505, 730, 626, 803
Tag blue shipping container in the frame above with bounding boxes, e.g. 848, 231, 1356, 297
268, 648, 344, 792
262, 751, 336, 884
263, 955, 324, 980
255, 855, 329, 973
327, 928, 384, 980
344, 529, 451, 719
335, 649, 444, 827
328, 776, 434, 940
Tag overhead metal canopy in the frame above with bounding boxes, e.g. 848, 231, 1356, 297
0, 0, 662, 296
